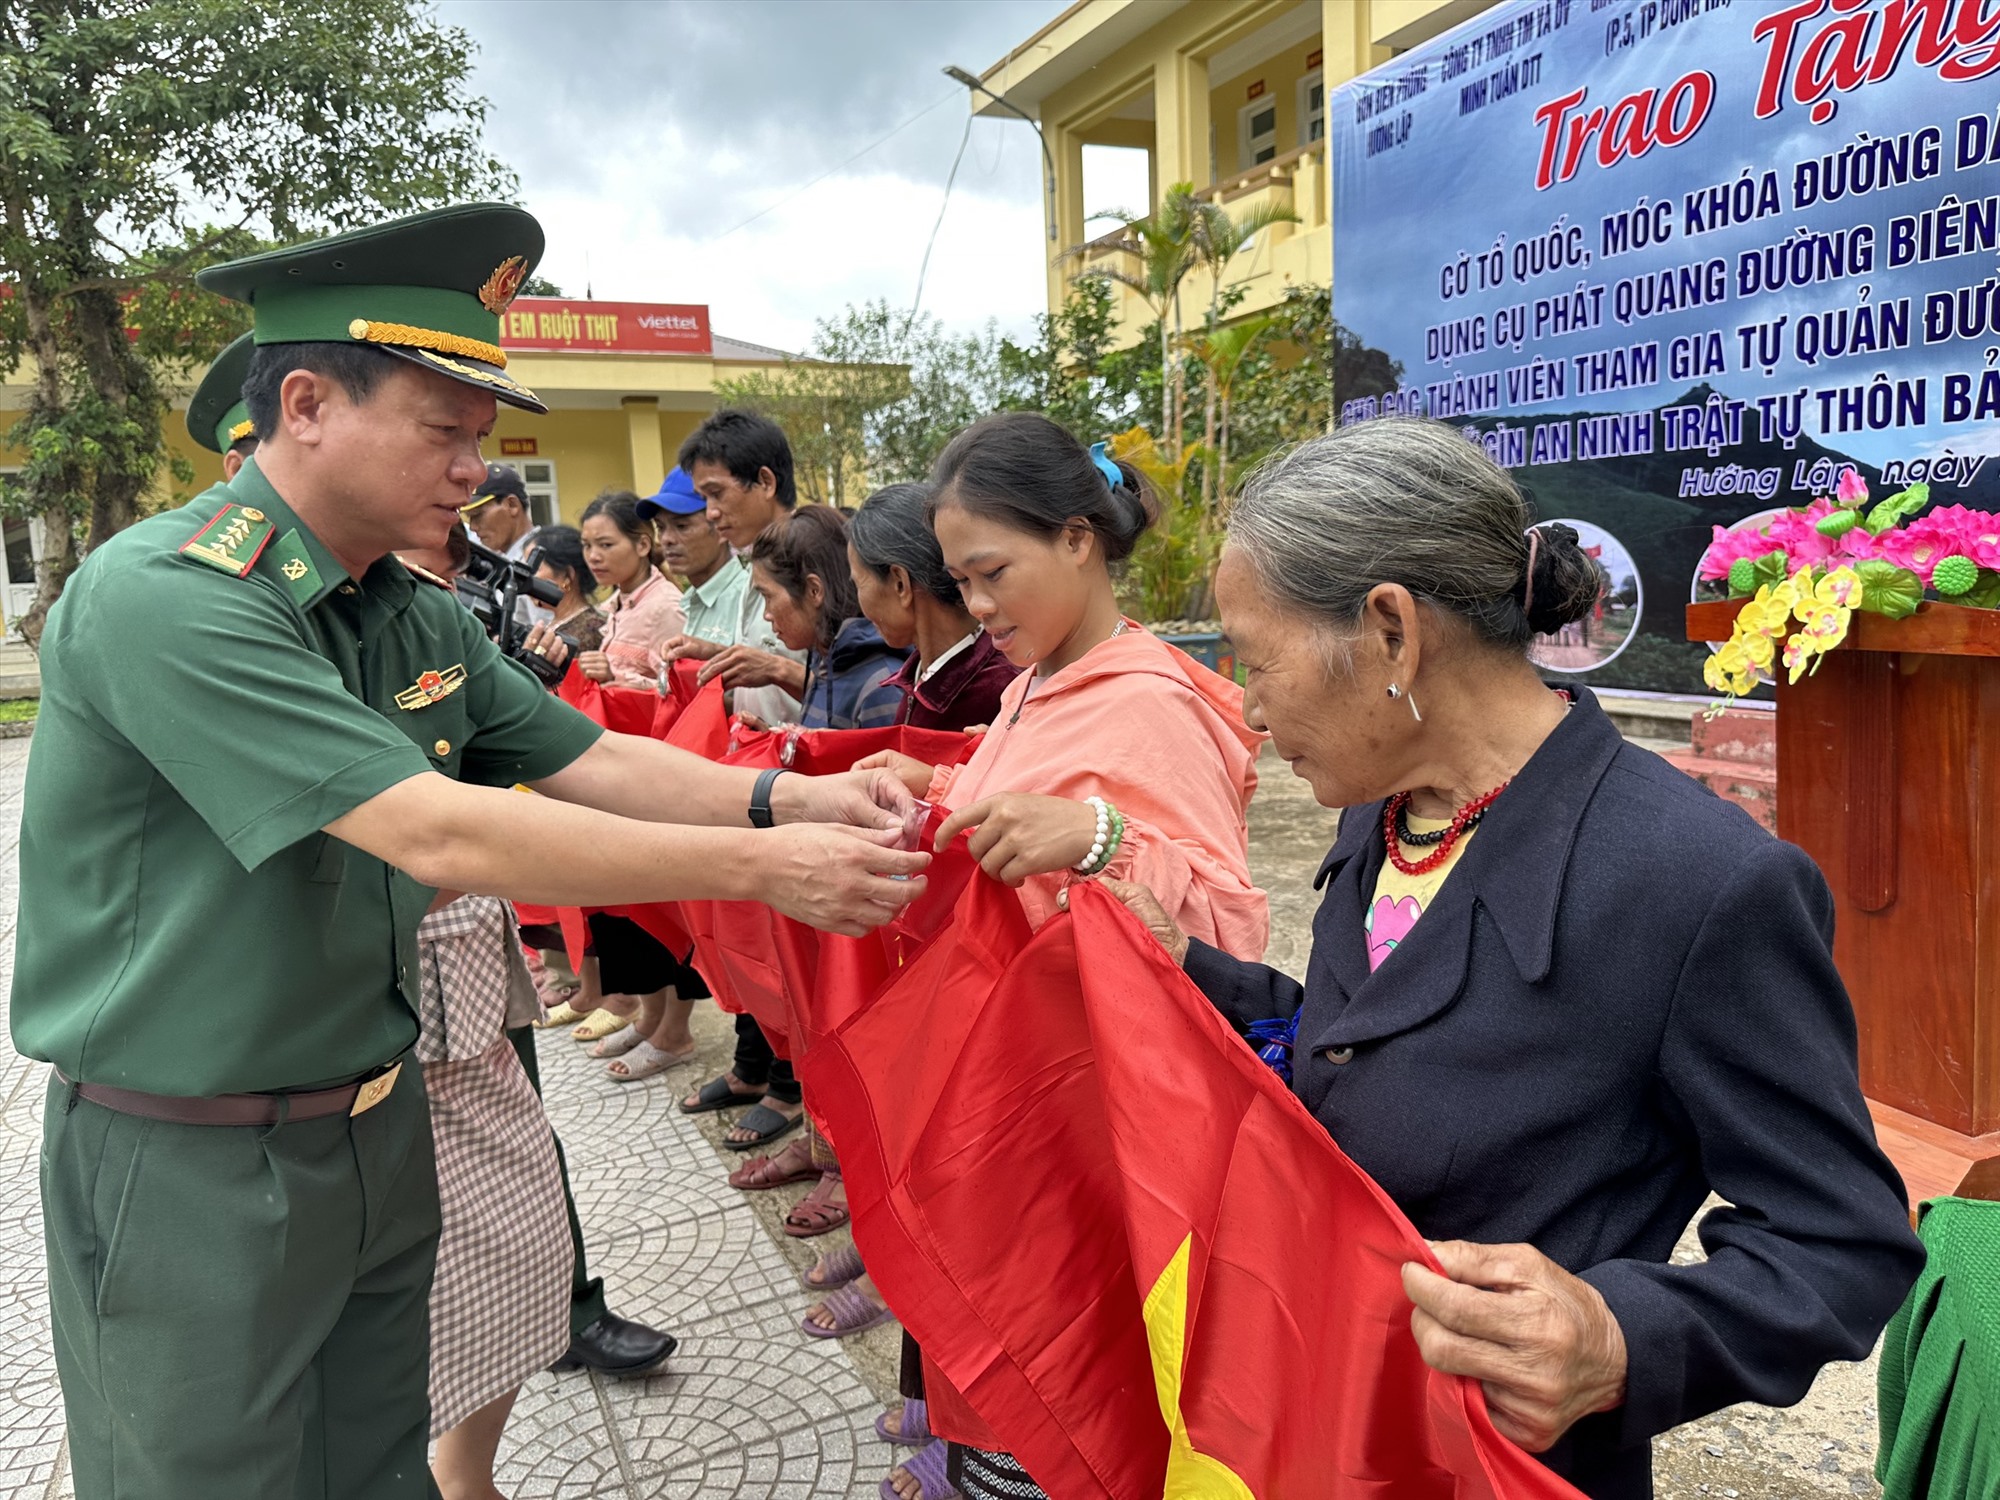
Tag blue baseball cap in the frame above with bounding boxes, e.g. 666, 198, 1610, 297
637, 467, 706, 519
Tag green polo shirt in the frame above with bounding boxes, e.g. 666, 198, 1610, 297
10, 459, 602, 1096
680, 553, 752, 649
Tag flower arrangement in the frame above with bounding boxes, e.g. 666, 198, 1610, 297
1697, 468, 2000, 705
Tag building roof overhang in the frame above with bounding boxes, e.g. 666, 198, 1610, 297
972, 0, 1190, 116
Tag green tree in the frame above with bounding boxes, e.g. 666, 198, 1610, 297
1225, 285, 1404, 474
1186, 311, 1280, 507
1062, 183, 1203, 445
1185, 193, 1298, 501
996, 278, 1145, 442
810, 301, 1004, 485
0, 0, 513, 645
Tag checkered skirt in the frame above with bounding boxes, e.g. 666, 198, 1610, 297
418, 899, 571, 1434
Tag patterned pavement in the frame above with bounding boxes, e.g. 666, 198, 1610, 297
0, 736, 900, 1499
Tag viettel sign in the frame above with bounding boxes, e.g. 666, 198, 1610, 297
500, 297, 712, 356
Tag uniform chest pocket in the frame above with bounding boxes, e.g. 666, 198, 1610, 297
392, 696, 470, 776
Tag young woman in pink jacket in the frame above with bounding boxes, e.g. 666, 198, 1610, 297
854, 412, 1269, 1500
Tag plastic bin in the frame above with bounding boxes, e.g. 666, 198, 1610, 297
1158, 630, 1235, 682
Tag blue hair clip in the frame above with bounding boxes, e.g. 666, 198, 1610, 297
1088, 441, 1124, 490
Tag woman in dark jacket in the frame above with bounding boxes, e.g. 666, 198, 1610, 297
1110, 416, 1923, 1500
748, 506, 908, 730
848, 481, 1019, 733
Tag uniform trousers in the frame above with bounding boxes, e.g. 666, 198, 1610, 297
41, 1060, 440, 1500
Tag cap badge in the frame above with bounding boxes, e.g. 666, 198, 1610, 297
395, 664, 468, 712
479, 255, 528, 314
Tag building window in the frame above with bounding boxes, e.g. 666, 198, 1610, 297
520, 460, 559, 527
1298, 70, 1325, 146
1239, 99, 1278, 168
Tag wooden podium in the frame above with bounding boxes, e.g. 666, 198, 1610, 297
1688, 600, 2000, 1195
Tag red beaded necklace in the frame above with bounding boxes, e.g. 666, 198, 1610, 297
1382, 782, 1508, 876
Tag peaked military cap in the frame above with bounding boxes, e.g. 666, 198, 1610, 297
186, 332, 257, 455
196, 203, 547, 413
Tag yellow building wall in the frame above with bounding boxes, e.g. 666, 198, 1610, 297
1209, 40, 1322, 179
1033, 0, 1495, 346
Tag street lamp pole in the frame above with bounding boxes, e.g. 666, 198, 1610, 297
944, 65, 1058, 243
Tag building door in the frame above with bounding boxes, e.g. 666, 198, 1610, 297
1239, 98, 1279, 168
0, 476, 40, 640
1298, 70, 1325, 146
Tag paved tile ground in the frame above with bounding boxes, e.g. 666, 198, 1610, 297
0, 737, 1894, 1498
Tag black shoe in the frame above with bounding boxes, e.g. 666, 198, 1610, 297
552, 1312, 678, 1376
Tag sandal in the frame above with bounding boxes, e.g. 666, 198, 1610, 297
783, 1173, 851, 1238
591, 1024, 644, 1059
571, 1008, 628, 1042
722, 1102, 804, 1152
802, 1283, 895, 1339
881, 1439, 956, 1500
729, 1137, 818, 1190
537, 1000, 585, 1029
875, 1398, 930, 1448
681, 1074, 766, 1115
803, 1242, 865, 1290
606, 1040, 696, 1082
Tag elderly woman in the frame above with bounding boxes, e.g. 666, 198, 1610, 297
1112, 417, 1922, 1500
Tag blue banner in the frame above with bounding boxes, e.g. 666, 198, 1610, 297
1331, 0, 2000, 692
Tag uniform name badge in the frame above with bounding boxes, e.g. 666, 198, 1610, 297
350, 1062, 402, 1117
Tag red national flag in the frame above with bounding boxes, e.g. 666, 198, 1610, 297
801, 876, 1583, 1500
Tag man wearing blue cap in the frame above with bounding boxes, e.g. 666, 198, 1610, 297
639, 466, 745, 667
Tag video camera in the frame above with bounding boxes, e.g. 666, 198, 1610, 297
456, 538, 575, 686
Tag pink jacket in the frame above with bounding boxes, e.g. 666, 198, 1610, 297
930, 625, 1269, 961
600, 567, 686, 691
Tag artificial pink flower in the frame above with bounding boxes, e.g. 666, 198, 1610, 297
1836, 467, 1869, 505
1699, 522, 1788, 581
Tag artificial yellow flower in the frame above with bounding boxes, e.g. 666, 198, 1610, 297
1782, 566, 1857, 683
1704, 637, 1760, 697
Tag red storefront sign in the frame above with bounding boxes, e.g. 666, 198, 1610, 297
499, 297, 712, 356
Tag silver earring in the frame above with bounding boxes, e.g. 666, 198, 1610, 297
1385, 682, 1401, 700
1406, 691, 1423, 723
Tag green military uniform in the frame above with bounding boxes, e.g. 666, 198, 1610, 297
14, 204, 594, 1499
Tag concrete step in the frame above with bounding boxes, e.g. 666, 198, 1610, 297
1691, 705, 1775, 765
1595, 693, 1697, 751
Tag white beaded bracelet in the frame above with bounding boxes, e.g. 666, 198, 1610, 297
1075, 795, 1111, 872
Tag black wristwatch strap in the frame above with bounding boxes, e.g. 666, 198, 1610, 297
750, 767, 788, 828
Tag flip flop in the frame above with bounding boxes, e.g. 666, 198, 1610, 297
881, 1439, 956, 1500
571, 1009, 627, 1042
730, 1138, 818, 1190
681, 1074, 766, 1115
591, 1024, 644, 1058
802, 1284, 895, 1339
875, 1398, 931, 1448
783, 1173, 851, 1238
803, 1242, 865, 1290
722, 1102, 804, 1152
606, 1040, 696, 1082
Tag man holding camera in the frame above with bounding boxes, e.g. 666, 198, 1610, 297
13, 203, 927, 1500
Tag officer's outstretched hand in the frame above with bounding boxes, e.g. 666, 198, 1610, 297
772, 768, 918, 833
762, 825, 929, 935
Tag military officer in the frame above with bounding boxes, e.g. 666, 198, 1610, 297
185, 329, 259, 480
13, 202, 928, 1499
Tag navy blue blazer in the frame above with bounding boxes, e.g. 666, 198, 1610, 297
1184, 689, 1922, 1500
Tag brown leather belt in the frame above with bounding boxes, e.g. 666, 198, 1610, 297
54, 1061, 405, 1126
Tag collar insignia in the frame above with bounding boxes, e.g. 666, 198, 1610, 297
395, 665, 468, 712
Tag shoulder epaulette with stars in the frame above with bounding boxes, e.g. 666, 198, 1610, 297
404, 561, 457, 593
177, 504, 276, 578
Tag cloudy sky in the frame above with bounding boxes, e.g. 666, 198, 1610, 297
440, 0, 1146, 353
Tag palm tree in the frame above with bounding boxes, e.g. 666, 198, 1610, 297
1187, 194, 1300, 485
1188, 312, 1280, 507
1060, 182, 1204, 443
